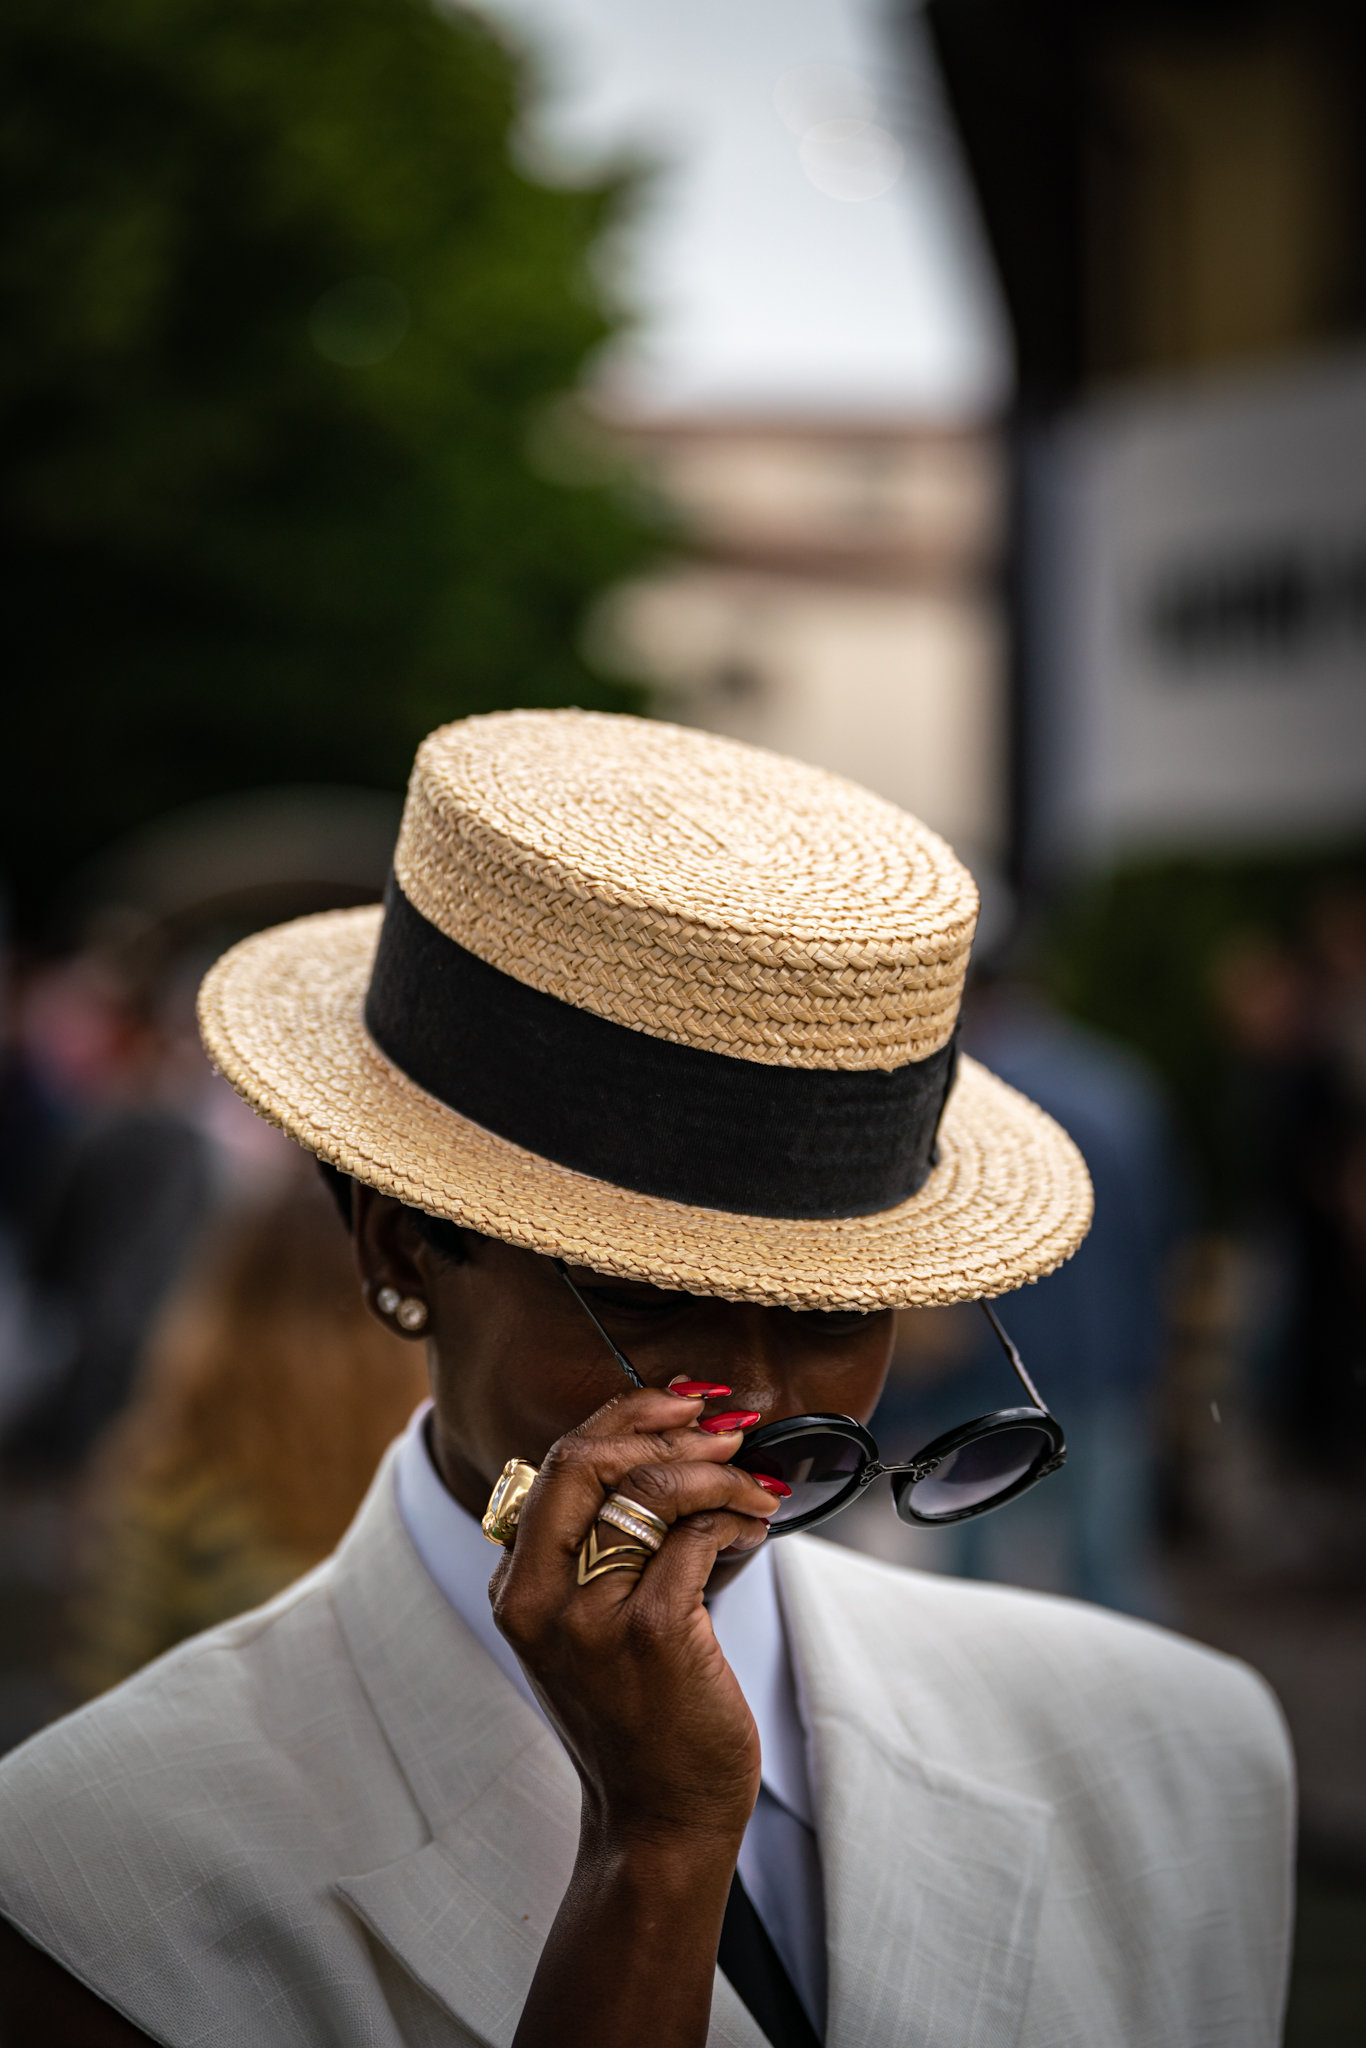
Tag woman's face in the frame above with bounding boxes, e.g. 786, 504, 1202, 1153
355, 1188, 896, 1561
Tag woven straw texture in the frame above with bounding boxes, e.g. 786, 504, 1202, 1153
199, 903, 1092, 1311
395, 711, 979, 1069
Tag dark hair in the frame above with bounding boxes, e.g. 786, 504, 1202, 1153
314, 1156, 466, 1261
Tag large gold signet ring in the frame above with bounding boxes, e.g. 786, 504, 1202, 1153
576, 1526, 651, 1585
482, 1459, 540, 1547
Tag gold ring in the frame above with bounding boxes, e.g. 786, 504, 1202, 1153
482, 1459, 540, 1547
605, 1493, 668, 1542
577, 1527, 651, 1584
597, 1499, 666, 1553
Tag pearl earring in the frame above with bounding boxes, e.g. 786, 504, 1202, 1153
396, 1296, 428, 1332
376, 1286, 401, 1316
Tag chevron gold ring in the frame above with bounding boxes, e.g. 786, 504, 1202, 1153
576, 1493, 668, 1585
576, 1527, 649, 1584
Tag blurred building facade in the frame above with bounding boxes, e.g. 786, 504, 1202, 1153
598, 417, 1005, 874
926, 0, 1366, 402
927, 0, 1366, 882
480, 0, 1012, 879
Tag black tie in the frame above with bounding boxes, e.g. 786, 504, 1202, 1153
717, 1869, 822, 2048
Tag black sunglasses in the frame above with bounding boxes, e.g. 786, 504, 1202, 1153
553, 1261, 1066, 1535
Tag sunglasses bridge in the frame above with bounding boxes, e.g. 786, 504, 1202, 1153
859, 1452, 948, 1485
862, 1443, 1066, 1486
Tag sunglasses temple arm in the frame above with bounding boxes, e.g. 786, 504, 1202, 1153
552, 1258, 646, 1389
979, 1300, 1049, 1413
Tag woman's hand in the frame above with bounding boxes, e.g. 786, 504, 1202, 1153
491, 1382, 778, 1847
491, 1383, 782, 2048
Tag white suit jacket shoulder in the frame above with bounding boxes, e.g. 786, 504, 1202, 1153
777, 1535, 1294, 2047
0, 1556, 445, 2044
782, 1531, 1290, 1806
0, 1454, 1294, 2048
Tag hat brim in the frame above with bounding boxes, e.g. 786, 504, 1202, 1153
199, 907, 1092, 1311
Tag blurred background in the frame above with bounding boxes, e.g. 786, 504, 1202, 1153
1, 1, 1363, 2037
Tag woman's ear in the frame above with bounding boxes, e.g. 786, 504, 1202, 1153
353, 1186, 433, 1339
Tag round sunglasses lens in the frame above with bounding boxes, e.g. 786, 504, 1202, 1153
904, 1425, 1051, 1519
734, 1432, 864, 1525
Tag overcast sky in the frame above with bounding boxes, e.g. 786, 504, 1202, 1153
473, 0, 1012, 420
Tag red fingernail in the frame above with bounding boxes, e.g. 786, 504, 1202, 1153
752, 1474, 792, 1498
666, 1380, 733, 1399
698, 1410, 761, 1435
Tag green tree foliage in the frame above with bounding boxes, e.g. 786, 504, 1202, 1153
0, 0, 651, 931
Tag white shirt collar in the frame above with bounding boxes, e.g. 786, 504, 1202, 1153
393, 1401, 543, 1716
708, 1532, 813, 1826
393, 1402, 813, 1826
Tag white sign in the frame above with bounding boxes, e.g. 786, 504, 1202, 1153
1035, 350, 1366, 872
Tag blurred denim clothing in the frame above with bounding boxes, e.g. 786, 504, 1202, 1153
2, 1108, 212, 1473
0, 1051, 67, 1239
0, 1048, 71, 1433
875, 987, 1183, 1616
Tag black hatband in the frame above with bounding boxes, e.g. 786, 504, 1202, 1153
364, 877, 958, 1221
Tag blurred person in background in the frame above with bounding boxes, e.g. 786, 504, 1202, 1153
1298, 882, 1366, 1476
1, 783, 409, 1483
865, 958, 1184, 1619
0, 906, 61, 1445
1213, 885, 1366, 1486
1211, 929, 1318, 1451
0, 947, 215, 1476
0, 911, 67, 1273
70, 1163, 427, 1696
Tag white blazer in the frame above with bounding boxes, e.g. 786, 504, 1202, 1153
0, 1447, 1293, 2047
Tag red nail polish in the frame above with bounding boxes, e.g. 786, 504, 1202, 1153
752, 1474, 792, 1498
666, 1380, 733, 1399
698, 1410, 762, 1435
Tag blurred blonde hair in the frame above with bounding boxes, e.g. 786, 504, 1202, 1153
72, 1170, 428, 1692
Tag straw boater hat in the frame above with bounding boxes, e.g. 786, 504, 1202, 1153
199, 710, 1091, 1309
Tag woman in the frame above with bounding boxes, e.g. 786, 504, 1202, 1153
0, 712, 1292, 2047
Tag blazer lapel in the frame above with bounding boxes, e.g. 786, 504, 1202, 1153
327, 1452, 575, 2041
328, 1452, 768, 2048
776, 1542, 1052, 2048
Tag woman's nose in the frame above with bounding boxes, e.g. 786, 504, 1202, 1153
700, 1307, 803, 1420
